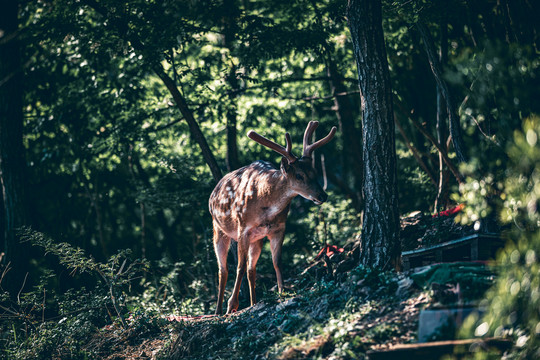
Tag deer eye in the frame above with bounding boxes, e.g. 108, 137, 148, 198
295, 174, 304, 181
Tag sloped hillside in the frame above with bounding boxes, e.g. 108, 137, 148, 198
83, 242, 497, 359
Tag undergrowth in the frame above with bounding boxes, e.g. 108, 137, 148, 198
1, 225, 416, 360
160, 264, 415, 360
0, 229, 199, 359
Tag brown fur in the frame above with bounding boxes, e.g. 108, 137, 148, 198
209, 159, 326, 314
209, 121, 336, 315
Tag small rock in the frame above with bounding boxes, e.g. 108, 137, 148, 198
276, 298, 299, 312
396, 276, 415, 298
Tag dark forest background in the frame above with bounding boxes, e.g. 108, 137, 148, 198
0, 0, 539, 358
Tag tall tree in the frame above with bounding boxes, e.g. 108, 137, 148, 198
347, 0, 400, 269
0, 0, 28, 291
434, 15, 451, 211
223, 0, 241, 172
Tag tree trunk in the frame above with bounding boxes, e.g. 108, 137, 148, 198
347, 0, 400, 270
435, 18, 451, 212
417, 21, 468, 163
0, 0, 28, 292
223, 0, 241, 172
225, 70, 240, 172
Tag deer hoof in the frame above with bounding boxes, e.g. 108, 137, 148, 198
227, 300, 239, 314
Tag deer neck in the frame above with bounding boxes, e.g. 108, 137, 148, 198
256, 169, 297, 216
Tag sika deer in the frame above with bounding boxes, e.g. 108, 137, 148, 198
209, 121, 337, 314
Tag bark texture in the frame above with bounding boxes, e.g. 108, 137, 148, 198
347, 0, 400, 269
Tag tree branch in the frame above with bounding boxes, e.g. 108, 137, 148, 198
409, 115, 464, 184
394, 115, 437, 186
153, 66, 222, 181
417, 21, 467, 163
81, 0, 222, 182
278, 90, 361, 102
227, 76, 358, 96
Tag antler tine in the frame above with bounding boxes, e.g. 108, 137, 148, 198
285, 132, 293, 154
247, 130, 297, 163
303, 125, 337, 158
302, 121, 319, 155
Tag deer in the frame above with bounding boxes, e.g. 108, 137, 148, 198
209, 121, 337, 314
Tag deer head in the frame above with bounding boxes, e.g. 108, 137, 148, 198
210, 121, 336, 314
247, 121, 336, 205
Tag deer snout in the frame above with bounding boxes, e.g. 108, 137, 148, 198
311, 191, 328, 205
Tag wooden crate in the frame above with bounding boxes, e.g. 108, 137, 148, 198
402, 234, 505, 271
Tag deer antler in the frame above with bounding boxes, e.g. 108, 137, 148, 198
302, 121, 337, 158
247, 130, 298, 164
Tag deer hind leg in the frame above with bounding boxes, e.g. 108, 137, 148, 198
269, 230, 286, 293
227, 229, 249, 314
247, 239, 264, 306
213, 224, 231, 315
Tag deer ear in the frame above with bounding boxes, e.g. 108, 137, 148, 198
280, 156, 292, 173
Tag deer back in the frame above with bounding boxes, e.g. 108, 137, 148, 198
209, 161, 291, 239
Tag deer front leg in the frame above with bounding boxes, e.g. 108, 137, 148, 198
269, 230, 286, 293
213, 225, 231, 315
247, 239, 264, 306
227, 230, 249, 314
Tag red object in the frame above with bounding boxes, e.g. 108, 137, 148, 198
432, 204, 465, 218
315, 244, 344, 260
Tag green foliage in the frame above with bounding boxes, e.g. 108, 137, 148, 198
1, 280, 107, 359
300, 192, 361, 252
396, 151, 437, 213
265, 267, 401, 358
459, 116, 540, 358
452, 43, 539, 146
128, 259, 208, 317
1, 230, 150, 359
350, 265, 399, 294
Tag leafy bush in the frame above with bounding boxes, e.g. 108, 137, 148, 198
459, 116, 540, 358
300, 192, 361, 253
0, 229, 152, 359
